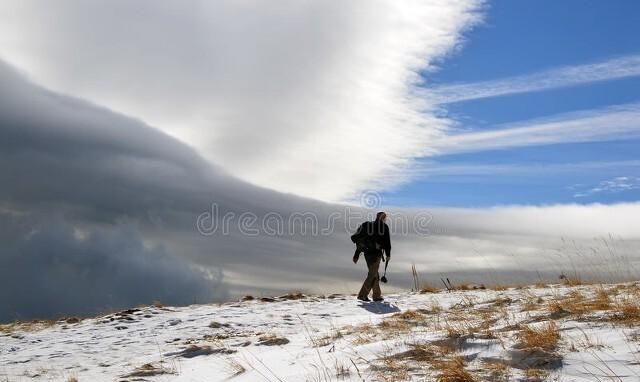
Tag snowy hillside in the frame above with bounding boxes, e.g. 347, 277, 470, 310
2, 282, 640, 381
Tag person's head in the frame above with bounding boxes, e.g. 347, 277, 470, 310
376, 211, 387, 223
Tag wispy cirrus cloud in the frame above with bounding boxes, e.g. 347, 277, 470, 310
427, 54, 640, 104
430, 102, 640, 155
387, 160, 640, 179
573, 176, 640, 198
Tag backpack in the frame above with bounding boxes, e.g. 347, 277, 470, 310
350, 222, 373, 250
350, 223, 363, 243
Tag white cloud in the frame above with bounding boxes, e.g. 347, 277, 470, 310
0, 0, 483, 201
428, 54, 640, 103
429, 103, 640, 155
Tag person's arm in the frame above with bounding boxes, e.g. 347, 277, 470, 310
383, 224, 391, 258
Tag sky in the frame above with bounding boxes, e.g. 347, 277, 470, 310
0, 0, 639, 321
384, 0, 640, 207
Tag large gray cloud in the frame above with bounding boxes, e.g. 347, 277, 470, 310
0, 216, 223, 320
0, 60, 350, 321
0, 61, 233, 321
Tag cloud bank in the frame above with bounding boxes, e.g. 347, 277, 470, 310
3, 63, 640, 322
0, 0, 483, 201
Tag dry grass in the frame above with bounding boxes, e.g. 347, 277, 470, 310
379, 318, 411, 332
545, 298, 569, 318
324, 283, 633, 380
308, 327, 344, 347
376, 357, 410, 381
547, 290, 587, 316
441, 311, 478, 340
518, 322, 560, 351
592, 286, 613, 310
333, 360, 351, 379
224, 357, 246, 377
391, 309, 425, 321
476, 310, 499, 339
559, 272, 582, 286
488, 282, 531, 291
385, 338, 479, 381
611, 297, 640, 324
419, 300, 443, 314
520, 290, 544, 312
343, 323, 378, 345
546, 286, 616, 319
67, 378, 79, 382
524, 368, 549, 381
378, 310, 428, 334
482, 360, 511, 381
567, 289, 590, 307
0, 319, 56, 334
433, 356, 477, 382
123, 362, 176, 378
420, 284, 440, 294
444, 324, 465, 340
388, 343, 451, 364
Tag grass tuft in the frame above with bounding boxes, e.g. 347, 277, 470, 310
518, 322, 560, 351
434, 356, 477, 382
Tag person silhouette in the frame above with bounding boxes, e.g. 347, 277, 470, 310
353, 211, 391, 302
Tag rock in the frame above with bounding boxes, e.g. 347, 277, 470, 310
208, 321, 231, 329
257, 336, 290, 346
277, 292, 305, 300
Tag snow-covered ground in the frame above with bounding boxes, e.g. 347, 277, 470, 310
2, 283, 640, 381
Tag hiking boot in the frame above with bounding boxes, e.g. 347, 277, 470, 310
373, 297, 384, 302
357, 296, 371, 302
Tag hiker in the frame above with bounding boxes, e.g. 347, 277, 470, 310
352, 211, 391, 302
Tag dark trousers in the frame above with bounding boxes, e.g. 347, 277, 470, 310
358, 249, 382, 299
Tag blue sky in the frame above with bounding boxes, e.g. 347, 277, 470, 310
386, 0, 640, 207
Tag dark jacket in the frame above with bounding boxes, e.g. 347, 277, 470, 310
354, 220, 391, 256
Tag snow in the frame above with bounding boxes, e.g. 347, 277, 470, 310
2, 284, 640, 381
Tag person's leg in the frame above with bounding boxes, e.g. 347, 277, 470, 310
357, 253, 380, 300
370, 255, 382, 300
357, 263, 372, 299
